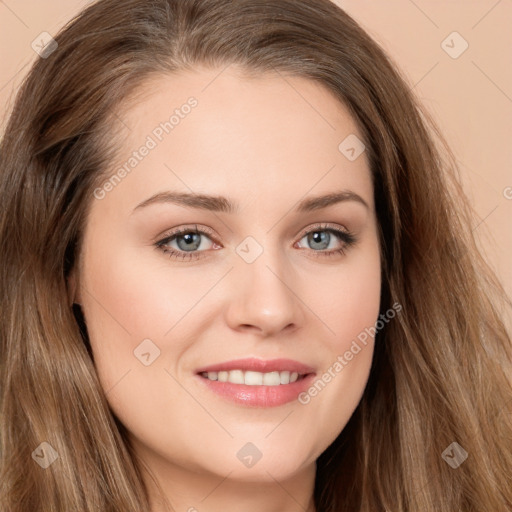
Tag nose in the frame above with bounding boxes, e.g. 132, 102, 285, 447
223, 248, 304, 337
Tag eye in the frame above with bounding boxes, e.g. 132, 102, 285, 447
155, 225, 219, 261
155, 222, 357, 261
295, 223, 357, 258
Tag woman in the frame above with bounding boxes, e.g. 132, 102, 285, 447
1, 0, 511, 510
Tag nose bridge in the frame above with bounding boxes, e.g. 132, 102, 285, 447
224, 234, 302, 335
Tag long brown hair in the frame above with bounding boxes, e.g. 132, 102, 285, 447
1, 0, 511, 510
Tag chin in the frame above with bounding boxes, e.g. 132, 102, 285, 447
201, 442, 316, 482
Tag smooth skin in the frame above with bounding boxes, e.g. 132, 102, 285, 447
69, 66, 382, 512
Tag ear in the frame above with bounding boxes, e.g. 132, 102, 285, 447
67, 266, 82, 306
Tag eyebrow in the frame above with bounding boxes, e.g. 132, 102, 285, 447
132, 189, 369, 214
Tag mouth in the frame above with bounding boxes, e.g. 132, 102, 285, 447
195, 358, 316, 407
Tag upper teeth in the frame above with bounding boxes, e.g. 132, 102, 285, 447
201, 370, 301, 386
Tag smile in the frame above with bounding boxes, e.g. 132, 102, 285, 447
195, 358, 316, 407
200, 370, 307, 386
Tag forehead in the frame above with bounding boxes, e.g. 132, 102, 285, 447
101, 66, 373, 215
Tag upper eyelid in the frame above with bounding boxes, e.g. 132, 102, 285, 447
295, 223, 351, 239
156, 225, 217, 245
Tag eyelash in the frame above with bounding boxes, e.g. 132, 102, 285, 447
155, 223, 357, 262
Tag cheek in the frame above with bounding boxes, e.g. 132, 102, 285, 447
308, 238, 382, 352
294, 242, 381, 444
81, 238, 214, 340
78, 243, 207, 438
78, 236, 229, 404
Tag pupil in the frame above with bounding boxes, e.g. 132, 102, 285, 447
178, 232, 200, 251
310, 231, 329, 250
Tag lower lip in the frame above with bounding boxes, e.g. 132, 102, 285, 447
196, 373, 316, 407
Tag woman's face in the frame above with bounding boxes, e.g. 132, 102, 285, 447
70, 66, 381, 486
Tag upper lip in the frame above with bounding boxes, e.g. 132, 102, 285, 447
196, 358, 315, 375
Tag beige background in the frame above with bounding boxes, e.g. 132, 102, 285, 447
1, 0, 511, 307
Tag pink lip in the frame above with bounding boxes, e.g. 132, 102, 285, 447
195, 358, 316, 408
195, 357, 315, 375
